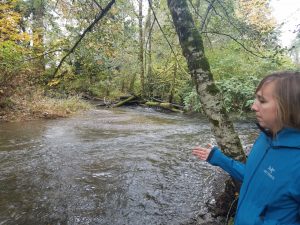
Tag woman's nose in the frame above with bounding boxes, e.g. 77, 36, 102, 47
251, 101, 258, 111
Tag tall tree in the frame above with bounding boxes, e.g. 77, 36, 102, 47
145, 0, 154, 98
138, 0, 145, 97
236, 0, 275, 34
31, 0, 46, 71
0, 0, 26, 42
167, 0, 246, 161
0, 0, 34, 109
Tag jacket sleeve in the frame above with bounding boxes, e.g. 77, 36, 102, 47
207, 146, 245, 182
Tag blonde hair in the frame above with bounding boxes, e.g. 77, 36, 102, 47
256, 71, 300, 130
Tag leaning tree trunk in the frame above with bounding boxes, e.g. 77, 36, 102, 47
167, 0, 246, 162
167, 0, 246, 220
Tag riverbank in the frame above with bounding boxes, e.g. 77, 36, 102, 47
0, 97, 255, 124
0, 89, 256, 123
0, 91, 93, 122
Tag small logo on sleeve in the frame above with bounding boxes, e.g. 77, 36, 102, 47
264, 166, 275, 180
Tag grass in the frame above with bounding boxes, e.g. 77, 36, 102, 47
28, 95, 93, 119
0, 89, 93, 121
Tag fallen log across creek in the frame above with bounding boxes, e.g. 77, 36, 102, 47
111, 95, 184, 113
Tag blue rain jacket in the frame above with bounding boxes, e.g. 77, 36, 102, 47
207, 127, 300, 225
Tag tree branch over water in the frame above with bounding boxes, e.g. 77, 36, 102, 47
52, 0, 116, 79
147, 0, 190, 76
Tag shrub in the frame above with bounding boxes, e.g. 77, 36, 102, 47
183, 76, 260, 114
216, 76, 260, 113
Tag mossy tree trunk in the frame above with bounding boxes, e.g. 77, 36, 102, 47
167, 0, 246, 162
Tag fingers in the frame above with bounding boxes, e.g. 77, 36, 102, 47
192, 150, 209, 160
192, 145, 213, 153
192, 144, 213, 161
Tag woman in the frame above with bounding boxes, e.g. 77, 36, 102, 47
193, 71, 300, 225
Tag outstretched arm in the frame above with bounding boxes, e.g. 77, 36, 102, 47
193, 145, 245, 182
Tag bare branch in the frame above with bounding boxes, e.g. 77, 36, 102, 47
92, 0, 103, 10
200, 0, 217, 31
52, 0, 116, 79
212, 0, 246, 37
147, 0, 177, 59
147, 0, 190, 76
54, 0, 59, 9
24, 48, 68, 62
187, 0, 203, 21
201, 0, 274, 58
204, 32, 213, 49
202, 31, 267, 58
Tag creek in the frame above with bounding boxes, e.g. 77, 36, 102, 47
0, 107, 257, 225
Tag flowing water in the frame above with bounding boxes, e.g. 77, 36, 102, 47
0, 107, 257, 225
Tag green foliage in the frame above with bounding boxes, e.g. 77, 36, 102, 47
183, 88, 202, 112
206, 41, 294, 80
0, 41, 24, 84
0, 0, 29, 87
0, 0, 30, 42
44, 1, 141, 100
1, 0, 299, 120
216, 76, 259, 112
182, 40, 296, 114
182, 76, 257, 114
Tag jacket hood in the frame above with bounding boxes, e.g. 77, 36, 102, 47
272, 127, 300, 149
256, 123, 300, 149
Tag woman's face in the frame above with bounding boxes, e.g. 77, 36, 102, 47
251, 81, 281, 133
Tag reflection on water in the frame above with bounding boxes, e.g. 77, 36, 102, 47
0, 107, 257, 225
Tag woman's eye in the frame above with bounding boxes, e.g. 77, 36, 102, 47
254, 94, 267, 104
254, 97, 266, 104
259, 99, 266, 103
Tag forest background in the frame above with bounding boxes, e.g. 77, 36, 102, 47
1, 0, 300, 121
